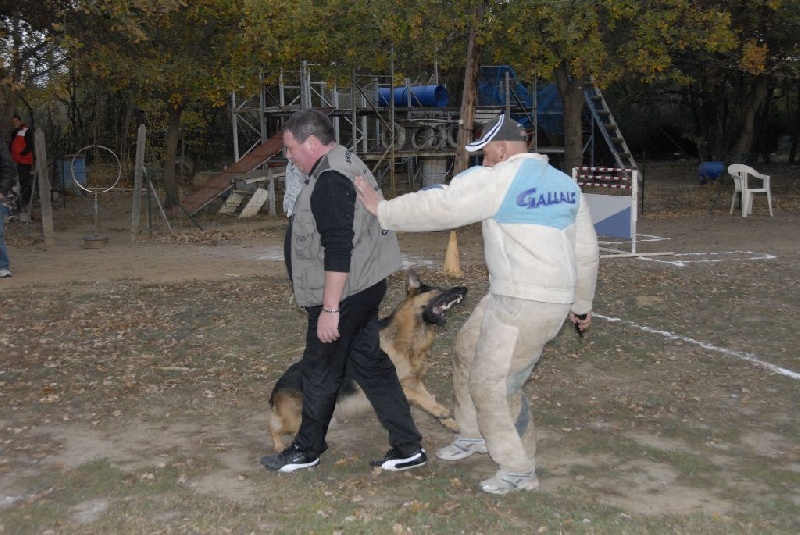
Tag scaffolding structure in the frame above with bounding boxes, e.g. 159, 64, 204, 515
230, 60, 556, 196
217, 61, 636, 217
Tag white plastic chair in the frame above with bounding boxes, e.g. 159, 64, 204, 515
727, 164, 773, 217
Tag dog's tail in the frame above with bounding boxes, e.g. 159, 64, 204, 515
269, 361, 303, 406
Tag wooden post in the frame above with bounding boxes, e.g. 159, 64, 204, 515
444, 1, 484, 278
131, 124, 147, 240
453, 1, 484, 176
34, 129, 55, 246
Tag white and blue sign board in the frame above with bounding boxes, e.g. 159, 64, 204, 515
584, 193, 633, 239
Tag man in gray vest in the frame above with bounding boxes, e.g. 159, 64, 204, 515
260, 109, 426, 473
282, 161, 307, 281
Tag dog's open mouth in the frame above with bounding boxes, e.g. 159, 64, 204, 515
423, 287, 468, 326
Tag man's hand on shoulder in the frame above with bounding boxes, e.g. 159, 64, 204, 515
354, 176, 380, 215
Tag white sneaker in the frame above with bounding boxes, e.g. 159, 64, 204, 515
0, 269, 11, 278
435, 436, 488, 461
370, 447, 427, 471
480, 469, 539, 495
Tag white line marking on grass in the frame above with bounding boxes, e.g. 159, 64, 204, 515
597, 234, 671, 248
636, 250, 776, 266
595, 314, 800, 380
598, 234, 671, 246
636, 234, 671, 243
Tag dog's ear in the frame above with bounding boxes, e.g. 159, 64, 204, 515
406, 269, 421, 296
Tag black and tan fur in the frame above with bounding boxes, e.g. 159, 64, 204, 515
267, 271, 467, 451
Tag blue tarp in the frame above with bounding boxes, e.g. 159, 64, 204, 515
478, 65, 563, 135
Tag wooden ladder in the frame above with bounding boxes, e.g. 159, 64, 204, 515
584, 81, 637, 170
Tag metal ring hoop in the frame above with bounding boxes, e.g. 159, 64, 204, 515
72, 145, 122, 194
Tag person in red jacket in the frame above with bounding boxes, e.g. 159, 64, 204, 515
10, 115, 34, 211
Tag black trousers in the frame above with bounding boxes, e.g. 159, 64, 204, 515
295, 279, 422, 457
16, 163, 33, 208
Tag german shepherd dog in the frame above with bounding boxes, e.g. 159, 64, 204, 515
267, 270, 467, 451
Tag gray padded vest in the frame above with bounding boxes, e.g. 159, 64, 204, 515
290, 145, 402, 306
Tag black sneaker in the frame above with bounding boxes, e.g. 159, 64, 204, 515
370, 447, 427, 471
260, 442, 319, 473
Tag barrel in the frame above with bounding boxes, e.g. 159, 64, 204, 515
377, 85, 449, 108
420, 157, 449, 187
55, 155, 87, 191
698, 161, 724, 184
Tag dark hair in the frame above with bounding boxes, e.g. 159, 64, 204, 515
284, 109, 335, 145
12, 115, 22, 122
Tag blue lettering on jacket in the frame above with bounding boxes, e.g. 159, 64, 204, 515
495, 159, 581, 229
516, 188, 576, 209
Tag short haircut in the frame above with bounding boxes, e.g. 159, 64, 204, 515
284, 109, 335, 145
12, 115, 22, 121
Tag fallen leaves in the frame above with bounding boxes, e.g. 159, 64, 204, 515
139, 228, 281, 246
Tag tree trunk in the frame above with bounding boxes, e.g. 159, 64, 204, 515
555, 63, 585, 172
731, 75, 768, 161
789, 82, 800, 164
756, 85, 774, 163
453, 0, 485, 176
162, 104, 183, 208
0, 93, 13, 144
120, 100, 135, 173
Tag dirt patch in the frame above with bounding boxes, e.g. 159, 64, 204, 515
1, 161, 799, 533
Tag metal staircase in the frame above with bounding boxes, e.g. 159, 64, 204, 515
584, 82, 637, 170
